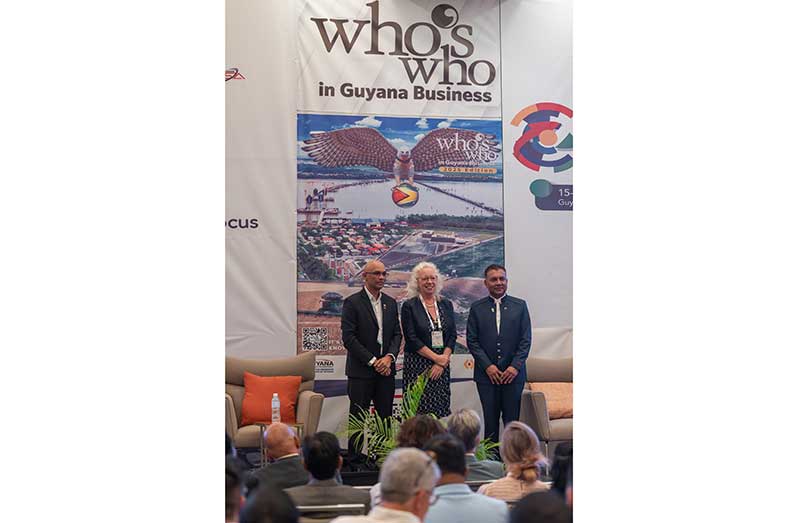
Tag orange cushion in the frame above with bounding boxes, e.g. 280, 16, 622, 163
240, 372, 302, 426
529, 382, 573, 419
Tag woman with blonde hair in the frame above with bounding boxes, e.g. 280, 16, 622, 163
401, 261, 457, 417
477, 421, 549, 501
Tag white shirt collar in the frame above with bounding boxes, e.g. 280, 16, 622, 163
491, 293, 506, 305
365, 287, 382, 302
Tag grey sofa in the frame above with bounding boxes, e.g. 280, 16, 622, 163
519, 356, 573, 461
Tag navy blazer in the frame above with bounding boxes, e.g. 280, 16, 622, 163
466, 295, 532, 384
341, 288, 402, 378
401, 296, 457, 353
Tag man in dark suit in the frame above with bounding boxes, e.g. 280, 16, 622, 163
285, 432, 371, 518
246, 422, 308, 493
341, 259, 402, 460
467, 264, 532, 442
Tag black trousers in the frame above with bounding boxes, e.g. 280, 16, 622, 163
476, 380, 525, 443
347, 375, 395, 457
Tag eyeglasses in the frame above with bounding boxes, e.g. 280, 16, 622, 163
366, 271, 389, 277
381, 455, 438, 506
414, 455, 438, 506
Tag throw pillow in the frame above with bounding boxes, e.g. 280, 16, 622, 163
241, 372, 302, 426
528, 382, 573, 419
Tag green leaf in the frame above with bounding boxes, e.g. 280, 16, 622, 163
475, 437, 500, 461
336, 372, 432, 464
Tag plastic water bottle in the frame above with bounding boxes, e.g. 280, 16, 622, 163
271, 393, 281, 423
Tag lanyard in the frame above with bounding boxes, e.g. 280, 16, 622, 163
422, 298, 442, 331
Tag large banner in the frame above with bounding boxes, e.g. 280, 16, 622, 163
297, 0, 502, 118
296, 1, 504, 420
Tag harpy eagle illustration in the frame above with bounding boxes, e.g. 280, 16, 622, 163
302, 127, 500, 186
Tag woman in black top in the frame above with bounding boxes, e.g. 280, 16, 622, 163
401, 261, 456, 417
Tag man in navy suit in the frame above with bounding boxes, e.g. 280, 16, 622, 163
341, 259, 402, 461
466, 264, 532, 442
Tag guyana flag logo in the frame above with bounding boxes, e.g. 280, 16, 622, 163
392, 183, 419, 208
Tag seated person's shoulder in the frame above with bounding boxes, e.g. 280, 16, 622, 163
483, 458, 504, 471
481, 493, 509, 508
346, 485, 372, 502
479, 484, 505, 500
283, 483, 304, 495
468, 458, 504, 479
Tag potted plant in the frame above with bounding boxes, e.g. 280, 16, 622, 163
345, 370, 499, 466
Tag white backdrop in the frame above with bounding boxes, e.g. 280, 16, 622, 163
226, 0, 572, 434
226, 0, 298, 358
501, 0, 573, 328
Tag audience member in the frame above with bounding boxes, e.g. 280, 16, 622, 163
332, 447, 441, 523
477, 421, 549, 502
239, 488, 299, 523
447, 408, 504, 481
565, 465, 573, 507
422, 434, 508, 523
247, 423, 308, 494
370, 415, 446, 506
396, 415, 446, 448
509, 491, 572, 523
227, 432, 236, 457
550, 441, 573, 500
285, 432, 371, 518
227, 455, 245, 522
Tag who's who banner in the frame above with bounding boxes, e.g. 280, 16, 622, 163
295, 0, 503, 387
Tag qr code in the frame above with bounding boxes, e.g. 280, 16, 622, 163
302, 327, 329, 352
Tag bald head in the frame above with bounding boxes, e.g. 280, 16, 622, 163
264, 423, 299, 460
363, 260, 384, 273
363, 259, 387, 295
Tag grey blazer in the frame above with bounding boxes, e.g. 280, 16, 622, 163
249, 455, 309, 491
285, 478, 371, 517
465, 454, 505, 482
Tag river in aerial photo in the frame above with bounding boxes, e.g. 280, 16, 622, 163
297, 178, 503, 221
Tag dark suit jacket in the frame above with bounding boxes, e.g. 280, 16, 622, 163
401, 296, 457, 353
465, 454, 505, 482
466, 295, 532, 384
285, 478, 371, 516
341, 288, 402, 378
248, 454, 308, 492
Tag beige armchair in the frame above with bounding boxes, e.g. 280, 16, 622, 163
225, 351, 324, 448
519, 357, 573, 461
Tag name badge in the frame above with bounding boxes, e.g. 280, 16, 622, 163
431, 330, 444, 349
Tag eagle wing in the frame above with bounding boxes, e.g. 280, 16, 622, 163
301, 127, 397, 172
411, 128, 501, 173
